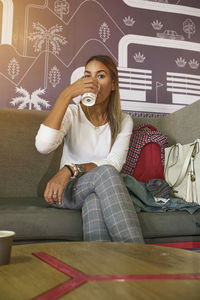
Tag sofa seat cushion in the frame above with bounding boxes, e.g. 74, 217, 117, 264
0, 197, 83, 241
138, 210, 200, 239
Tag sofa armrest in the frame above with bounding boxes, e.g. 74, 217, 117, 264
156, 100, 200, 146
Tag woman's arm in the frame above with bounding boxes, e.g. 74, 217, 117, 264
35, 77, 99, 154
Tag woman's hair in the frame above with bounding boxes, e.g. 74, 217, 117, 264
85, 55, 121, 148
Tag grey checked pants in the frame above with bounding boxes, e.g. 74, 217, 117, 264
60, 165, 144, 243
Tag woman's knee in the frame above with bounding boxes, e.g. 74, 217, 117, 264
97, 164, 118, 175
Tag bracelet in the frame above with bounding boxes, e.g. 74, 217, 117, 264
65, 165, 74, 177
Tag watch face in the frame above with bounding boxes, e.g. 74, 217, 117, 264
77, 164, 85, 173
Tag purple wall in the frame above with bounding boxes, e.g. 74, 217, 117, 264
0, 0, 200, 117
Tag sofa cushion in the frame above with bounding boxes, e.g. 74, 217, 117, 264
0, 197, 83, 241
138, 210, 200, 239
1, 197, 200, 243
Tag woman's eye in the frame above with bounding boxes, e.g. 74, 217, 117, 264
84, 75, 90, 78
97, 74, 105, 79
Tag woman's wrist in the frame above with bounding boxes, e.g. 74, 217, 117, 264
59, 86, 74, 103
65, 164, 85, 178
65, 165, 74, 177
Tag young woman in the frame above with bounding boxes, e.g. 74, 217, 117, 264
35, 55, 144, 243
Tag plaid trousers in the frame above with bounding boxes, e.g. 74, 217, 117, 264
61, 165, 144, 243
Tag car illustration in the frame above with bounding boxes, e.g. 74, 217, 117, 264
157, 30, 184, 41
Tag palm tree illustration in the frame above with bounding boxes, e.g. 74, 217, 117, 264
28, 22, 67, 89
11, 87, 51, 110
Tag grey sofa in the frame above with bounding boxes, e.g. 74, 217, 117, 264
1, 100, 200, 244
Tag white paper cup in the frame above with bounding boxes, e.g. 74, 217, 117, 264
0, 231, 15, 266
81, 92, 97, 106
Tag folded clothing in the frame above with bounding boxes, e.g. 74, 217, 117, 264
145, 179, 173, 199
121, 174, 200, 214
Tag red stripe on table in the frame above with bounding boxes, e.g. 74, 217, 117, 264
89, 273, 200, 281
32, 252, 200, 300
33, 278, 87, 300
152, 241, 200, 249
33, 252, 86, 278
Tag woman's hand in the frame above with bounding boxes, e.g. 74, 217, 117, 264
44, 167, 71, 205
60, 77, 99, 101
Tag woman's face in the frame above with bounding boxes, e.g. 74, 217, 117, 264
84, 60, 115, 105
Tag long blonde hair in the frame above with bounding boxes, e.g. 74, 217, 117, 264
85, 55, 121, 147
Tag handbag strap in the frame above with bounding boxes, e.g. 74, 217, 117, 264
173, 144, 195, 187
165, 142, 196, 187
165, 145, 178, 186
134, 124, 157, 132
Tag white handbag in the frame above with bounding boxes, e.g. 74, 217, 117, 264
164, 139, 200, 204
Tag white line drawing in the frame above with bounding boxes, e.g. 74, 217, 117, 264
27, 22, 67, 89
156, 81, 164, 103
167, 72, 200, 105
10, 87, 50, 110
118, 34, 200, 69
70, 66, 85, 103
23, 0, 125, 56
151, 20, 163, 31
49, 65, 61, 88
183, 19, 195, 39
133, 52, 146, 63
99, 23, 110, 43
157, 30, 184, 41
8, 58, 20, 80
0, 39, 117, 88
188, 59, 199, 69
122, 0, 200, 17
118, 67, 152, 102
175, 57, 187, 67
27, 22, 67, 55
145, 0, 168, 3
54, 0, 69, 20
121, 101, 183, 113
23, 0, 48, 56
118, 34, 200, 113
123, 16, 135, 27
0, 0, 13, 44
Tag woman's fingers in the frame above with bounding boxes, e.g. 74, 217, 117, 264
44, 182, 63, 205
43, 167, 70, 205
57, 189, 63, 205
82, 78, 99, 94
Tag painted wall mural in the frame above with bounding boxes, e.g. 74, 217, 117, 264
0, 0, 200, 117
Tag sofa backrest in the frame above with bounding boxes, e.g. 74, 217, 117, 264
0, 108, 62, 198
132, 99, 200, 146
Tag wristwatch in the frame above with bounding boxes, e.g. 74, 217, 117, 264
66, 164, 85, 178
76, 164, 85, 176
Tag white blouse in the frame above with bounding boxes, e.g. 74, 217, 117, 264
35, 104, 133, 172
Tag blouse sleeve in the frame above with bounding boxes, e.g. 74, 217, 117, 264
91, 113, 133, 172
35, 105, 75, 154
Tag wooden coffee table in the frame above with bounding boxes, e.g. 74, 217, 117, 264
0, 242, 200, 299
